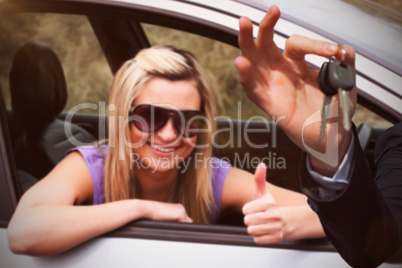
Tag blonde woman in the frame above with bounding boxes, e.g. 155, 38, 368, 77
8, 45, 324, 256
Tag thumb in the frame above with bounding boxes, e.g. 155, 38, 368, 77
254, 163, 276, 203
254, 162, 267, 198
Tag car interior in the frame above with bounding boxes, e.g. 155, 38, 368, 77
0, 3, 396, 253
9, 40, 96, 181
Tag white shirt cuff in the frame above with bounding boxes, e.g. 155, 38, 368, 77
306, 133, 355, 191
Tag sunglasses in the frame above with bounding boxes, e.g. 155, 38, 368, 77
130, 104, 206, 137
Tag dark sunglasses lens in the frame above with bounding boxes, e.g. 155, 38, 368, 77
175, 111, 206, 137
133, 105, 167, 132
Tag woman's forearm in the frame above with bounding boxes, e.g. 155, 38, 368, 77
7, 199, 150, 256
8, 197, 192, 257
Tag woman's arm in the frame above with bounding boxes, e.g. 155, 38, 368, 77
7, 152, 191, 256
221, 164, 324, 244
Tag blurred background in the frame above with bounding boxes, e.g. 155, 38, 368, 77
0, 0, 399, 128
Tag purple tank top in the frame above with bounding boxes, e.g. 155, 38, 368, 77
68, 146, 230, 223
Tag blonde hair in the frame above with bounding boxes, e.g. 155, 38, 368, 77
104, 46, 217, 223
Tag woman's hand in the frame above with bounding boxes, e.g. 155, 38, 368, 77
242, 163, 285, 244
236, 5, 356, 175
146, 201, 193, 223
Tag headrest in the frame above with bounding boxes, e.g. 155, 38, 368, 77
10, 41, 67, 129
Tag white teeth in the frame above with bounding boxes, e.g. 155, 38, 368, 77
150, 144, 174, 152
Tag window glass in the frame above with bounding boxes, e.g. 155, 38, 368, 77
353, 104, 393, 128
0, 13, 112, 113
141, 24, 392, 128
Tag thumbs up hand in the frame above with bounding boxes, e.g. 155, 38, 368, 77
242, 163, 285, 244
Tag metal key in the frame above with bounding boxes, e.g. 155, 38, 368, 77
328, 47, 355, 131
318, 61, 337, 141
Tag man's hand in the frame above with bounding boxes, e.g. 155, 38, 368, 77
235, 5, 357, 175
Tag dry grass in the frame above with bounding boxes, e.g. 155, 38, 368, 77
0, 13, 112, 112
0, 6, 395, 128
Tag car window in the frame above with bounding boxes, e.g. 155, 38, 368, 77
0, 12, 112, 114
0, 14, 391, 127
353, 105, 392, 128
141, 23, 392, 128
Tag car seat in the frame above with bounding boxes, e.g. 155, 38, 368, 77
10, 41, 96, 179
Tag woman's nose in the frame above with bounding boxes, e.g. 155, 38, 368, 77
155, 118, 180, 142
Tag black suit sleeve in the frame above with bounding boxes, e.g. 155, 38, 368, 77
299, 123, 402, 268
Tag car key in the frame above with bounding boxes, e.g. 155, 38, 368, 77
318, 60, 337, 141
328, 47, 355, 131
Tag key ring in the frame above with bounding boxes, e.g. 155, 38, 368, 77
329, 44, 346, 63
339, 45, 346, 64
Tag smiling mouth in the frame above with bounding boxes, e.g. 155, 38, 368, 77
148, 143, 176, 153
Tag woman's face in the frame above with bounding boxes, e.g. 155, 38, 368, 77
130, 77, 201, 174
